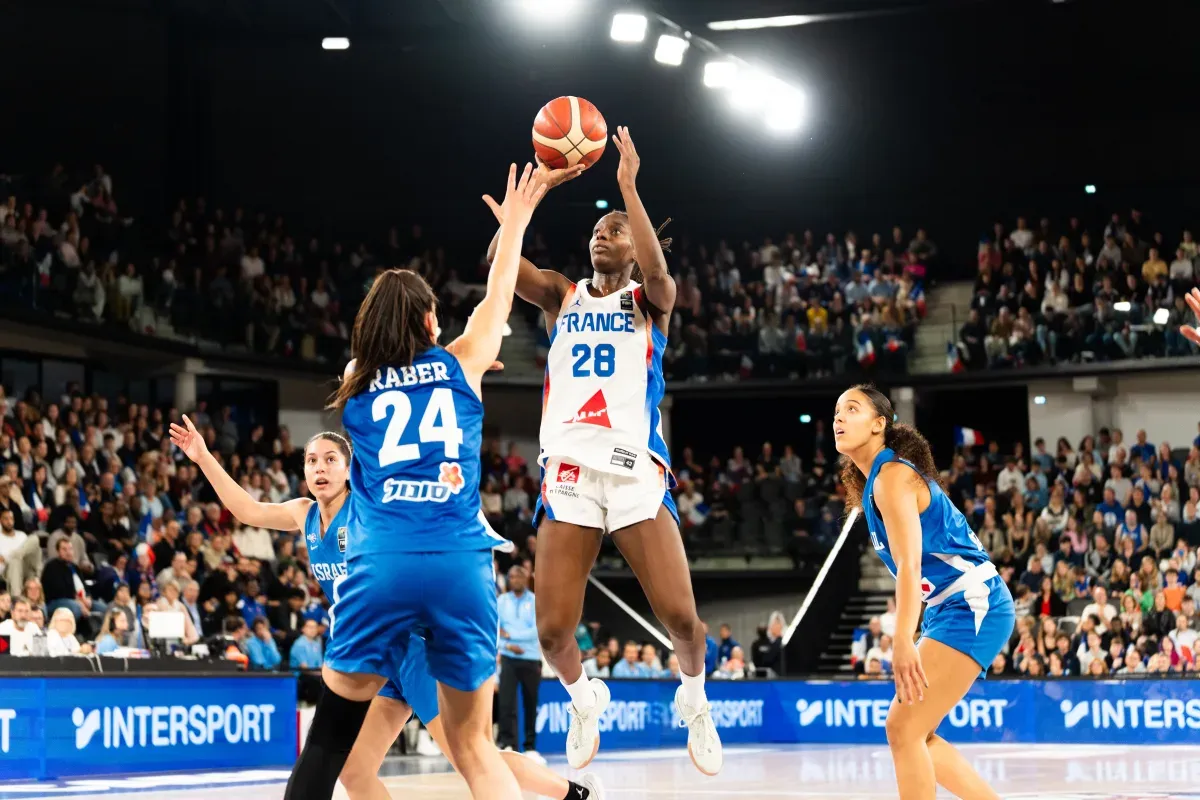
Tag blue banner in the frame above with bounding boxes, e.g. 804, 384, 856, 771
0, 676, 298, 781
523, 678, 1200, 752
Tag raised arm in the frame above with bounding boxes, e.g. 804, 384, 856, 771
483, 163, 581, 313
448, 163, 547, 393
873, 462, 930, 705
612, 126, 675, 316
169, 415, 310, 531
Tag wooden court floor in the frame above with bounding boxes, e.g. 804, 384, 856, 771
4, 743, 1200, 799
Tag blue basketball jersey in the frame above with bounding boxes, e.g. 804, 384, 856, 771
302, 500, 350, 601
861, 447, 990, 602
341, 346, 500, 555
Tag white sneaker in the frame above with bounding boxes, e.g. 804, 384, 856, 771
674, 685, 722, 776
576, 771, 606, 799
566, 678, 610, 769
524, 749, 547, 765
416, 728, 442, 756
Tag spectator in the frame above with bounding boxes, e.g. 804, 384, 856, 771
751, 612, 785, 676
288, 619, 324, 670
496, 565, 541, 758
0, 596, 36, 655
41, 537, 93, 638
702, 622, 719, 675
46, 606, 90, 656
152, 579, 199, 646
582, 647, 612, 678
245, 616, 281, 670
612, 641, 649, 678
95, 607, 133, 655
716, 623, 740, 667
713, 646, 747, 680
0, 508, 42, 592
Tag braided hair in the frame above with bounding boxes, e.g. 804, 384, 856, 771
609, 211, 673, 283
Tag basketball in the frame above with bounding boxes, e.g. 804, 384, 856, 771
532, 95, 608, 170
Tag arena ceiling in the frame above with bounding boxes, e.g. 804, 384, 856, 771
31, 0, 976, 38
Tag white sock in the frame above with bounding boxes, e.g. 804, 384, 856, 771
562, 671, 597, 709
680, 670, 707, 708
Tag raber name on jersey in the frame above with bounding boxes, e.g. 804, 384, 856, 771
311, 560, 347, 584
368, 362, 451, 393
557, 311, 638, 336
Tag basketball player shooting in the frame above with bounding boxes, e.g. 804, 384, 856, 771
484, 125, 722, 776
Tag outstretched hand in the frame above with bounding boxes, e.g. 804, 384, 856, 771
169, 415, 209, 462
612, 125, 640, 189
1182, 287, 1200, 346
483, 161, 583, 225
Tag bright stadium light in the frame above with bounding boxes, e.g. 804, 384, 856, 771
708, 15, 819, 31
595, 199, 609, 209
729, 69, 774, 111
1113, 301, 1132, 313
765, 85, 807, 134
799, 414, 812, 424
518, 0, 585, 20
703, 60, 738, 88
322, 37, 350, 50
654, 34, 689, 66
1033, 395, 1047, 405
610, 13, 648, 42
1154, 307, 1170, 325
1085, 184, 1097, 194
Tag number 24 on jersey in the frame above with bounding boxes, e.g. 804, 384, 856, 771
371, 388, 463, 466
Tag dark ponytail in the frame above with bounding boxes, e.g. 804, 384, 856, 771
328, 269, 436, 411
838, 383, 942, 510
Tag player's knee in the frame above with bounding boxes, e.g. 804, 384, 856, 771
440, 729, 491, 776
538, 622, 574, 656
338, 756, 374, 797
884, 709, 923, 747
659, 606, 701, 642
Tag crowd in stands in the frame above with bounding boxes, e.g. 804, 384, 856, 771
3, 165, 936, 380
0, 382, 340, 668
0, 169, 481, 364
528, 228, 933, 381
958, 210, 1200, 369
853, 424, 1200, 678
577, 614, 790, 682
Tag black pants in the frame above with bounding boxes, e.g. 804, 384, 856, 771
497, 656, 541, 751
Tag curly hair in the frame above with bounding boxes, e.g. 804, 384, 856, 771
838, 383, 943, 510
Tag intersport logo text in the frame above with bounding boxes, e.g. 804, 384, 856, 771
73, 703, 277, 750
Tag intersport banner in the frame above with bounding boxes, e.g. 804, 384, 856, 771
521, 678, 1200, 752
0, 676, 298, 780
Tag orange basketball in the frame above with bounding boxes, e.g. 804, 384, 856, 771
532, 96, 608, 170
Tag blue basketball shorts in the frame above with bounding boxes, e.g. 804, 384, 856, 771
325, 548, 499, 694
920, 575, 1015, 673
377, 633, 441, 724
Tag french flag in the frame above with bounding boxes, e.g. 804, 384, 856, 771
947, 342, 965, 373
955, 427, 985, 447
856, 334, 876, 367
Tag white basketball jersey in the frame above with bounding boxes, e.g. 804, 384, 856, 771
539, 280, 672, 478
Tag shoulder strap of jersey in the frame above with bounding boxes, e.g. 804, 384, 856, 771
302, 502, 318, 552
558, 281, 583, 314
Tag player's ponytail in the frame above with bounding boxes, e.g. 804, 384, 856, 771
838, 383, 943, 511
328, 269, 436, 411
614, 211, 673, 284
